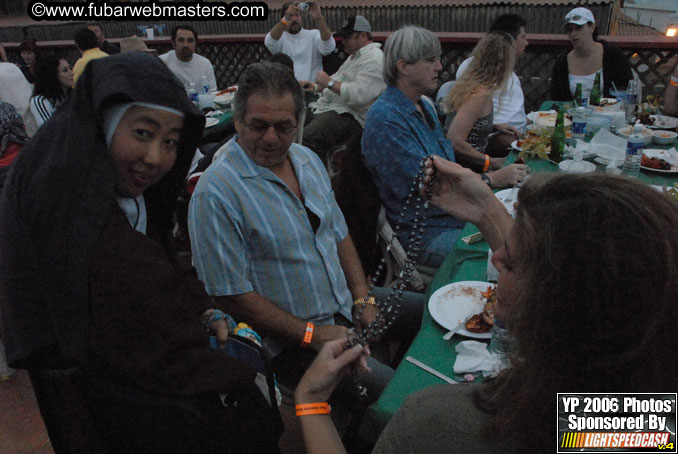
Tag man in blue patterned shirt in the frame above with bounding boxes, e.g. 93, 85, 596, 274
188, 62, 422, 410
363, 26, 468, 268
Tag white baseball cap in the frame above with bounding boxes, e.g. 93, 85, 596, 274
564, 7, 595, 26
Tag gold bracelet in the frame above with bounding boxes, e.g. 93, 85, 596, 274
353, 296, 377, 307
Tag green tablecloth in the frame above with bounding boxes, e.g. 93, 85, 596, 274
359, 151, 678, 443
201, 109, 235, 143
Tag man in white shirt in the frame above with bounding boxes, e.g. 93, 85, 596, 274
456, 14, 528, 156
264, 2, 335, 82
160, 25, 217, 92
302, 15, 386, 164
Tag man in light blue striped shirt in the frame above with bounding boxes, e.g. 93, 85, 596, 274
188, 62, 407, 407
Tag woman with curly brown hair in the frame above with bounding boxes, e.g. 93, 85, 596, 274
30, 54, 74, 127
443, 33, 525, 189
294, 161, 678, 453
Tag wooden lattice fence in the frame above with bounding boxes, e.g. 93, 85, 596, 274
4, 34, 678, 112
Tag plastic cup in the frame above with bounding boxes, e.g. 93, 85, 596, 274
610, 89, 626, 103
146, 28, 154, 39
153, 24, 166, 36
198, 93, 213, 109
584, 115, 611, 143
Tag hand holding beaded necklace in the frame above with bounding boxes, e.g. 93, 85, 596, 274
345, 156, 437, 398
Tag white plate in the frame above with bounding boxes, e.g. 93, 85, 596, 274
428, 281, 494, 339
641, 167, 678, 174
641, 149, 678, 173
509, 140, 521, 151
649, 115, 678, 129
205, 117, 219, 128
214, 92, 234, 105
494, 188, 517, 216
559, 160, 596, 173
527, 110, 555, 122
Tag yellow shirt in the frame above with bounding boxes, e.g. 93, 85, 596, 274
73, 48, 109, 83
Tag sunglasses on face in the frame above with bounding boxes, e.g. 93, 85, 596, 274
244, 119, 298, 136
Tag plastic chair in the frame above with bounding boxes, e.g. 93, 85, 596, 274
435, 80, 455, 122
376, 206, 432, 291
436, 80, 455, 108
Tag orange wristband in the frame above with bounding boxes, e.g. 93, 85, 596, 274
483, 154, 491, 172
301, 322, 314, 347
296, 402, 331, 416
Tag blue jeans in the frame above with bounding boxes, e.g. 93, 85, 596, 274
417, 228, 462, 268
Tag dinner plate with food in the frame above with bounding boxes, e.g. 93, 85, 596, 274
533, 113, 572, 130
214, 86, 238, 105
648, 115, 678, 130
640, 149, 678, 173
428, 281, 496, 339
526, 110, 555, 123
204, 117, 219, 128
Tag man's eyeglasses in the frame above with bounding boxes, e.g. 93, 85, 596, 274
244, 119, 298, 136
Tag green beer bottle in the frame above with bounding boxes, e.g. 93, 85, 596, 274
574, 83, 583, 107
549, 106, 566, 163
589, 72, 601, 106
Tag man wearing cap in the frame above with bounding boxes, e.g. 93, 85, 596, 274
265, 2, 335, 82
302, 15, 386, 164
455, 14, 528, 156
160, 25, 217, 92
550, 7, 632, 101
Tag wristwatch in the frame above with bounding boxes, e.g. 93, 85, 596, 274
481, 173, 492, 187
327, 79, 336, 89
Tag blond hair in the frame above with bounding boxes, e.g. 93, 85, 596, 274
443, 32, 515, 112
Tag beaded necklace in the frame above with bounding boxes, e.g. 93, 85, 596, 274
345, 156, 436, 397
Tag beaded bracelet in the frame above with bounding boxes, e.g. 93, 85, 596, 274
201, 309, 231, 331
301, 322, 314, 347
296, 402, 331, 416
671, 76, 678, 87
483, 154, 491, 172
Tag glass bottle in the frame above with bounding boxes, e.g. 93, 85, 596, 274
625, 80, 638, 123
549, 106, 566, 163
574, 83, 583, 107
589, 72, 601, 107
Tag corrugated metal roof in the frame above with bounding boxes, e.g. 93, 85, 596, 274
263, 0, 614, 9
615, 15, 664, 36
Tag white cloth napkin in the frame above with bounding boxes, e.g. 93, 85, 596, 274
454, 340, 509, 378
591, 127, 627, 152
